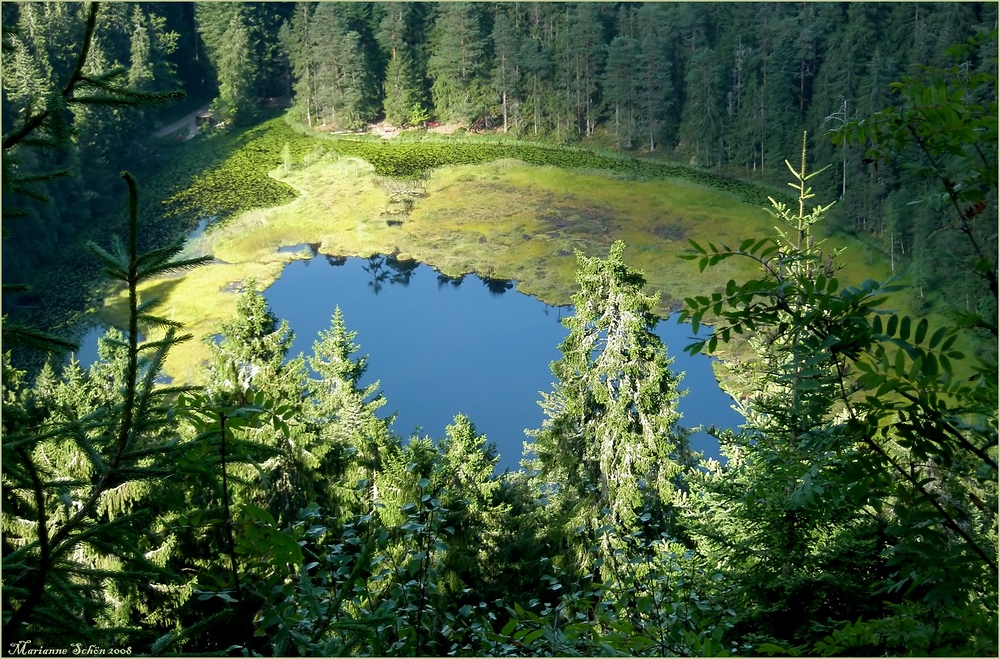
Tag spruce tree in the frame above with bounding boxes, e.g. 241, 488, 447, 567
212, 9, 256, 124
435, 414, 504, 597
305, 307, 396, 518
427, 2, 487, 124
637, 9, 674, 152
2, 2, 182, 293
490, 11, 522, 133
562, 3, 606, 137
378, 3, 427, 127
280, 3, 317, 127
678, 46, 722, 165
603, 35, 639, 149
203, 280, 306, 522
529, 242, 690, 562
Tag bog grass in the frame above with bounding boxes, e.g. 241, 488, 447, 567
96, 120, 916, 385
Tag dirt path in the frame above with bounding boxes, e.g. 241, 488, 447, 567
154, 103, 211, 140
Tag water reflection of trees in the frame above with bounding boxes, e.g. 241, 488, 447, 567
543, 303, 571, 320
363, 254, 418, 294
437, 272, 465, 288
481, 275, 514, 295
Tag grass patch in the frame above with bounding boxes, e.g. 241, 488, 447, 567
98, 259, 291, 384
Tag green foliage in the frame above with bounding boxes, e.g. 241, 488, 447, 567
304, 307, 396, 518
408, 101, 430, 127
247, 505, 392, 656
4, 9, 998, 656
196, 3, 291, 125
839, 26, 998, 332
529, 241, 690, 566
681, 135, 997, 654
2, 173, 210, 646
427, 3, 488, 124
282, 3, 379, 131
378, 3, 428, 127
211, 10, 256, 125
2, 2, 185, 330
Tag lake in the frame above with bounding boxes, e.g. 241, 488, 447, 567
74, 253, 744, 472
263, 254, 743, 471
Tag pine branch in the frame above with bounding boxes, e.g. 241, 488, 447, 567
67, 426, 109, 477
3, 207, 31, 220
150, 610, 234, 655
136, 334, 196, 354
137, 254, 214, 279
5, 449, 52, 638
86, 241, 130, 281
48, 511, 154, 566
6, 170, 74, 186
0, 4, 97, 151
0, 322, 80, 354
5, 171, 208, 642
136, 314, 185, 330
68, 92, 184, 109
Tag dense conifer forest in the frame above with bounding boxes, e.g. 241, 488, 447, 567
2, 2, 997, 656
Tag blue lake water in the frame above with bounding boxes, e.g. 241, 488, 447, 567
263, 255, 743, 471
74, 254, 744, 472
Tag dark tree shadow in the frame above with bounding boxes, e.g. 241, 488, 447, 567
437, 272, 465, 288
481, 276, 514, 295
